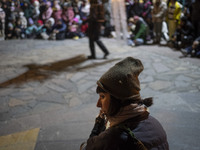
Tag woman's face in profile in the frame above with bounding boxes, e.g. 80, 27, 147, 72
96, 92, 111, 115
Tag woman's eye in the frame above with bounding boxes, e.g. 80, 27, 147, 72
100, 95, 105, 99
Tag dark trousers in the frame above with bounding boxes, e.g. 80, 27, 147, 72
89, 37, 109, 57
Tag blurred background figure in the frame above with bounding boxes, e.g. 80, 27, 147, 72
152, 0, 167, 44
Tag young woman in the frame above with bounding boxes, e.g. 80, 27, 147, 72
80, 57, 169, 150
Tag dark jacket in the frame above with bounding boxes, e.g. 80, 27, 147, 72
86, 12, 101, 41
85, 115, 169, 150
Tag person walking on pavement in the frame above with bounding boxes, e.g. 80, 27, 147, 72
85, 1, 109, 59
80, 57, 169, 150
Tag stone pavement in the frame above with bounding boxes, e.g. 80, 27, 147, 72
0, 38, 200, 150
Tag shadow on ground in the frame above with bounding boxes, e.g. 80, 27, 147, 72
0, 54, 120, 88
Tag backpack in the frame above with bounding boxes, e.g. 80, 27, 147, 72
119, 125, 147, 150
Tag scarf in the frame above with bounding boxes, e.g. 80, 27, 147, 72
106, 104, 148, 128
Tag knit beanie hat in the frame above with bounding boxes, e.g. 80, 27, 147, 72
97, 57, 144, 100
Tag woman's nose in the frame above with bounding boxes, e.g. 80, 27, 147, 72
96, 98, 101, 108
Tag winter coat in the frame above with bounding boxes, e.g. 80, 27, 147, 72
85, 115, 169, 150
52, 9, 62, 24
86, 14, 101, 40
52, 20, 67, 33
166, 1, 182, 24
129, 3, 143, 18
152, 1, 167, 23
176, 20, 195, 37
142, 0, 152, 19
42, 7, 53, 23
134, 20, 147, 40
61, 7, 75, 25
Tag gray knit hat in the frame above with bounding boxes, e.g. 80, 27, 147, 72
97, 57, 144, 99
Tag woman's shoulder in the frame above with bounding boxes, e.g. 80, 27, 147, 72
133, 115, 169, 149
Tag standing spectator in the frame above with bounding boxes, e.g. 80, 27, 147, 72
42, 1, 53, 23
166, 0, 182, 40
128, 0, 143, 19
142, 0, 152, 21
152, 0, 167, 44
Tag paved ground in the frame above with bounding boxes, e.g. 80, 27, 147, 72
0, 38, 200, 150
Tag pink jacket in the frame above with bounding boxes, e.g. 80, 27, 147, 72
61, 7, 74, 24
52, 9, 62, 24
42, 7, 53, 22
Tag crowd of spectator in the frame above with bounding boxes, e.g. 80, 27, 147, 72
0, 0, 200, 57
126, 0, 200, 58
0, 0, 91, 40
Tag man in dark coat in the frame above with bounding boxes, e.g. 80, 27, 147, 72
86, 3, 109, 59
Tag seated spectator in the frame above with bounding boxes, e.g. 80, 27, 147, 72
19, 11, 27, 30
35, 20, 44, 38
127, 16, 148, 46
52, 4, 62, 24
25, 18, 38, 38
40, 17, 55, 40
21, 0, 34, 20
181, 36, 200, 57
66, 17, 80, 39
32, 1, 40, 22
171, 16, 195, 49
61, 2, 75, 26
80, 17, 88, 37
42, 1, 53, 23
49, 19, 67, 40
79, 0, 90, 20
5, 22, 14, 39
14, 18, 26, 39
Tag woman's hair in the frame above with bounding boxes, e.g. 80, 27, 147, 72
96, 86, 153, 117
